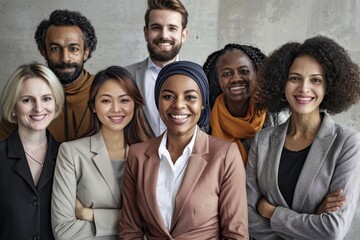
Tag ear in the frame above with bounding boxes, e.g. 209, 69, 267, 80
83, 47, 91, 61
143, 26, 149, 42
181, 27, 189, 43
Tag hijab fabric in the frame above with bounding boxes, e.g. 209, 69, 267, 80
154, 61, 210, 128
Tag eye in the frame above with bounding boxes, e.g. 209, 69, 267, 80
43, 96, 53, 102
185, 95, 198, 101
161, 94, 174, 100
120, 98, 131, 104
100, 99, 111, 104
221, 71, 232, 77
288, 75, 300, 81
50, 46, 60, 53
22, 98, 33, 103
69, 46, 79, 52
312, 78, 324, 84
169, 26, 178, 32
240, 69, 250, 75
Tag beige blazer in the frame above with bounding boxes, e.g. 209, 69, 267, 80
247, 113, 360, 239
51, 131, 123, 240
119, 129, 249, 240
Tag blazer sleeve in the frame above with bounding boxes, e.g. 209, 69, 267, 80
219, 142, 249, 239
51, 143, 95, 240
246, 133, 281, 240
119, 145, 144, 239
269, 131, 360, 240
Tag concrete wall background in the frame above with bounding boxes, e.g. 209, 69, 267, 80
1, 0, 360, 238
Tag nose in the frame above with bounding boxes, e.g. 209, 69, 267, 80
111, 101, 120, 112
172, 97, 185, 109
33, 100, 43, 112
298, 79, 310, 92
160, 28, 170, 39
60, 49, 71, 63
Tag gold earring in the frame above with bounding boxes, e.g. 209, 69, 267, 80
11, 112, 16, 117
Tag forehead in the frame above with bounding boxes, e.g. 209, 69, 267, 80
217, 50, 253, 68
20, 77, 51, 94
97, 78, 127, 96
161, 74, 200, 92
45, 25, 85, 46
289, 55, 323, 73
148, 9, 182, 27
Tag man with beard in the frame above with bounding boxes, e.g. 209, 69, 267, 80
125, 0, 189, 136
0, 9, 97, 142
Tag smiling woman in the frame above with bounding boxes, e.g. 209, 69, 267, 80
119, 61, 249, 239
51, 66, 151, 240
247, 35, 360, 240
0, 63, 64, 240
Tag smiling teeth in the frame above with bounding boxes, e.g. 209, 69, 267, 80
158, 43, 171, 46
296, 97, 312, 101
171, 114, 188, 119
31, 115, 46, 120
230, 86, 245, 91
109, 116, 124, 120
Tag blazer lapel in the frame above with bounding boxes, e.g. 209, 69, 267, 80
143, 136, 170, 234
91, 132, 121, 207
292, 113, 336, 211
36, 132, 58, 190
8, 132, 37, 193
266, 122, 290, 207
170, 130, 208, 231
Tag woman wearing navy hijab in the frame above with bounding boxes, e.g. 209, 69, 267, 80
119, 61, 248, 239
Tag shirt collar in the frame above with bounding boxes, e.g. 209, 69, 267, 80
147, 55, 180, 70
158, 125, 198, 162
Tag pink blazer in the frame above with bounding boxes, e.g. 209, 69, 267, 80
119, 129, 248, 240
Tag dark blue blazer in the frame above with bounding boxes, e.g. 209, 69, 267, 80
0, 130, 59, 240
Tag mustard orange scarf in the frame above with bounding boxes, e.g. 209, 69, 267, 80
210, 94, 266, 166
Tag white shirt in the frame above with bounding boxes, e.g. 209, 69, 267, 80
156, 126, 198, 230
144, 56, 180, 136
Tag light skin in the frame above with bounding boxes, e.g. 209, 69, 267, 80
144, 9, 189, 67
216, 50, 255, 117
42, 25, 90, 85
15, 77, 57, 185
257, 55, 346, 219
158, 74, 202, 162
75, 78, 135, 221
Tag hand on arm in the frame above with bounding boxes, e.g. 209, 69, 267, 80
257, 197, 276, 219
316, 189, 346, 214
75, 198, 94, 222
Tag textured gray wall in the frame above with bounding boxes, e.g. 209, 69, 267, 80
1, 0, 360, 238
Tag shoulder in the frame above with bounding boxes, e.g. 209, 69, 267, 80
59, 136, 91, 151
124, 59, 147, 74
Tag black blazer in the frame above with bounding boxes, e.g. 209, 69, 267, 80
0, 131, 59, 240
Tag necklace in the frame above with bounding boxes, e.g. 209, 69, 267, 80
25, 152, 44, 168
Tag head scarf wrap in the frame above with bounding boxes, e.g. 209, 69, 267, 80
154, 61, 210, 128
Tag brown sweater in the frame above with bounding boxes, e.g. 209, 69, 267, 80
0, 70, 94, 142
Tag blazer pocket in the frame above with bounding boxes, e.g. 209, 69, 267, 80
193, 201, 217, 227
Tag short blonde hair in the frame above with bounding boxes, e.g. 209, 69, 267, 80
0, 63, 64, 123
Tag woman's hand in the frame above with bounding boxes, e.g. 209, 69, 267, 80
75, 198, 94, 222
316, 189, 346, 214
257, 197, 276, 219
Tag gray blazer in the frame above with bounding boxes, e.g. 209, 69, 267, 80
125, 59, 155, 136
51, 132, 123, 240
247, 113, 360, 240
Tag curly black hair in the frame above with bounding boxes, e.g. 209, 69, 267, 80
34, 9, 97, 60
203, 43, 267, 108
254, 35, 360, 114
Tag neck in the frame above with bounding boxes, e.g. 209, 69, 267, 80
18, 127, 47, 148
166, 128, 195, 163
288, 111, 322, 137
101, 128, 125, 150
226, 97, 249, 118
151, 57, 177, 68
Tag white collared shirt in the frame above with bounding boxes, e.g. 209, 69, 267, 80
156, 126, 198, 230
144, 56, 180, 136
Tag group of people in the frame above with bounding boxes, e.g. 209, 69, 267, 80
1, 0, 360, 239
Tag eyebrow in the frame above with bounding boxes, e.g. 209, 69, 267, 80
99, 93, 129, 98
289, 72, 323, 77
162, 89, 200, 94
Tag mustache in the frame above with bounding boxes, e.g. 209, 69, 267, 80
53, 62, 79, 69
154, 38, 174, 44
